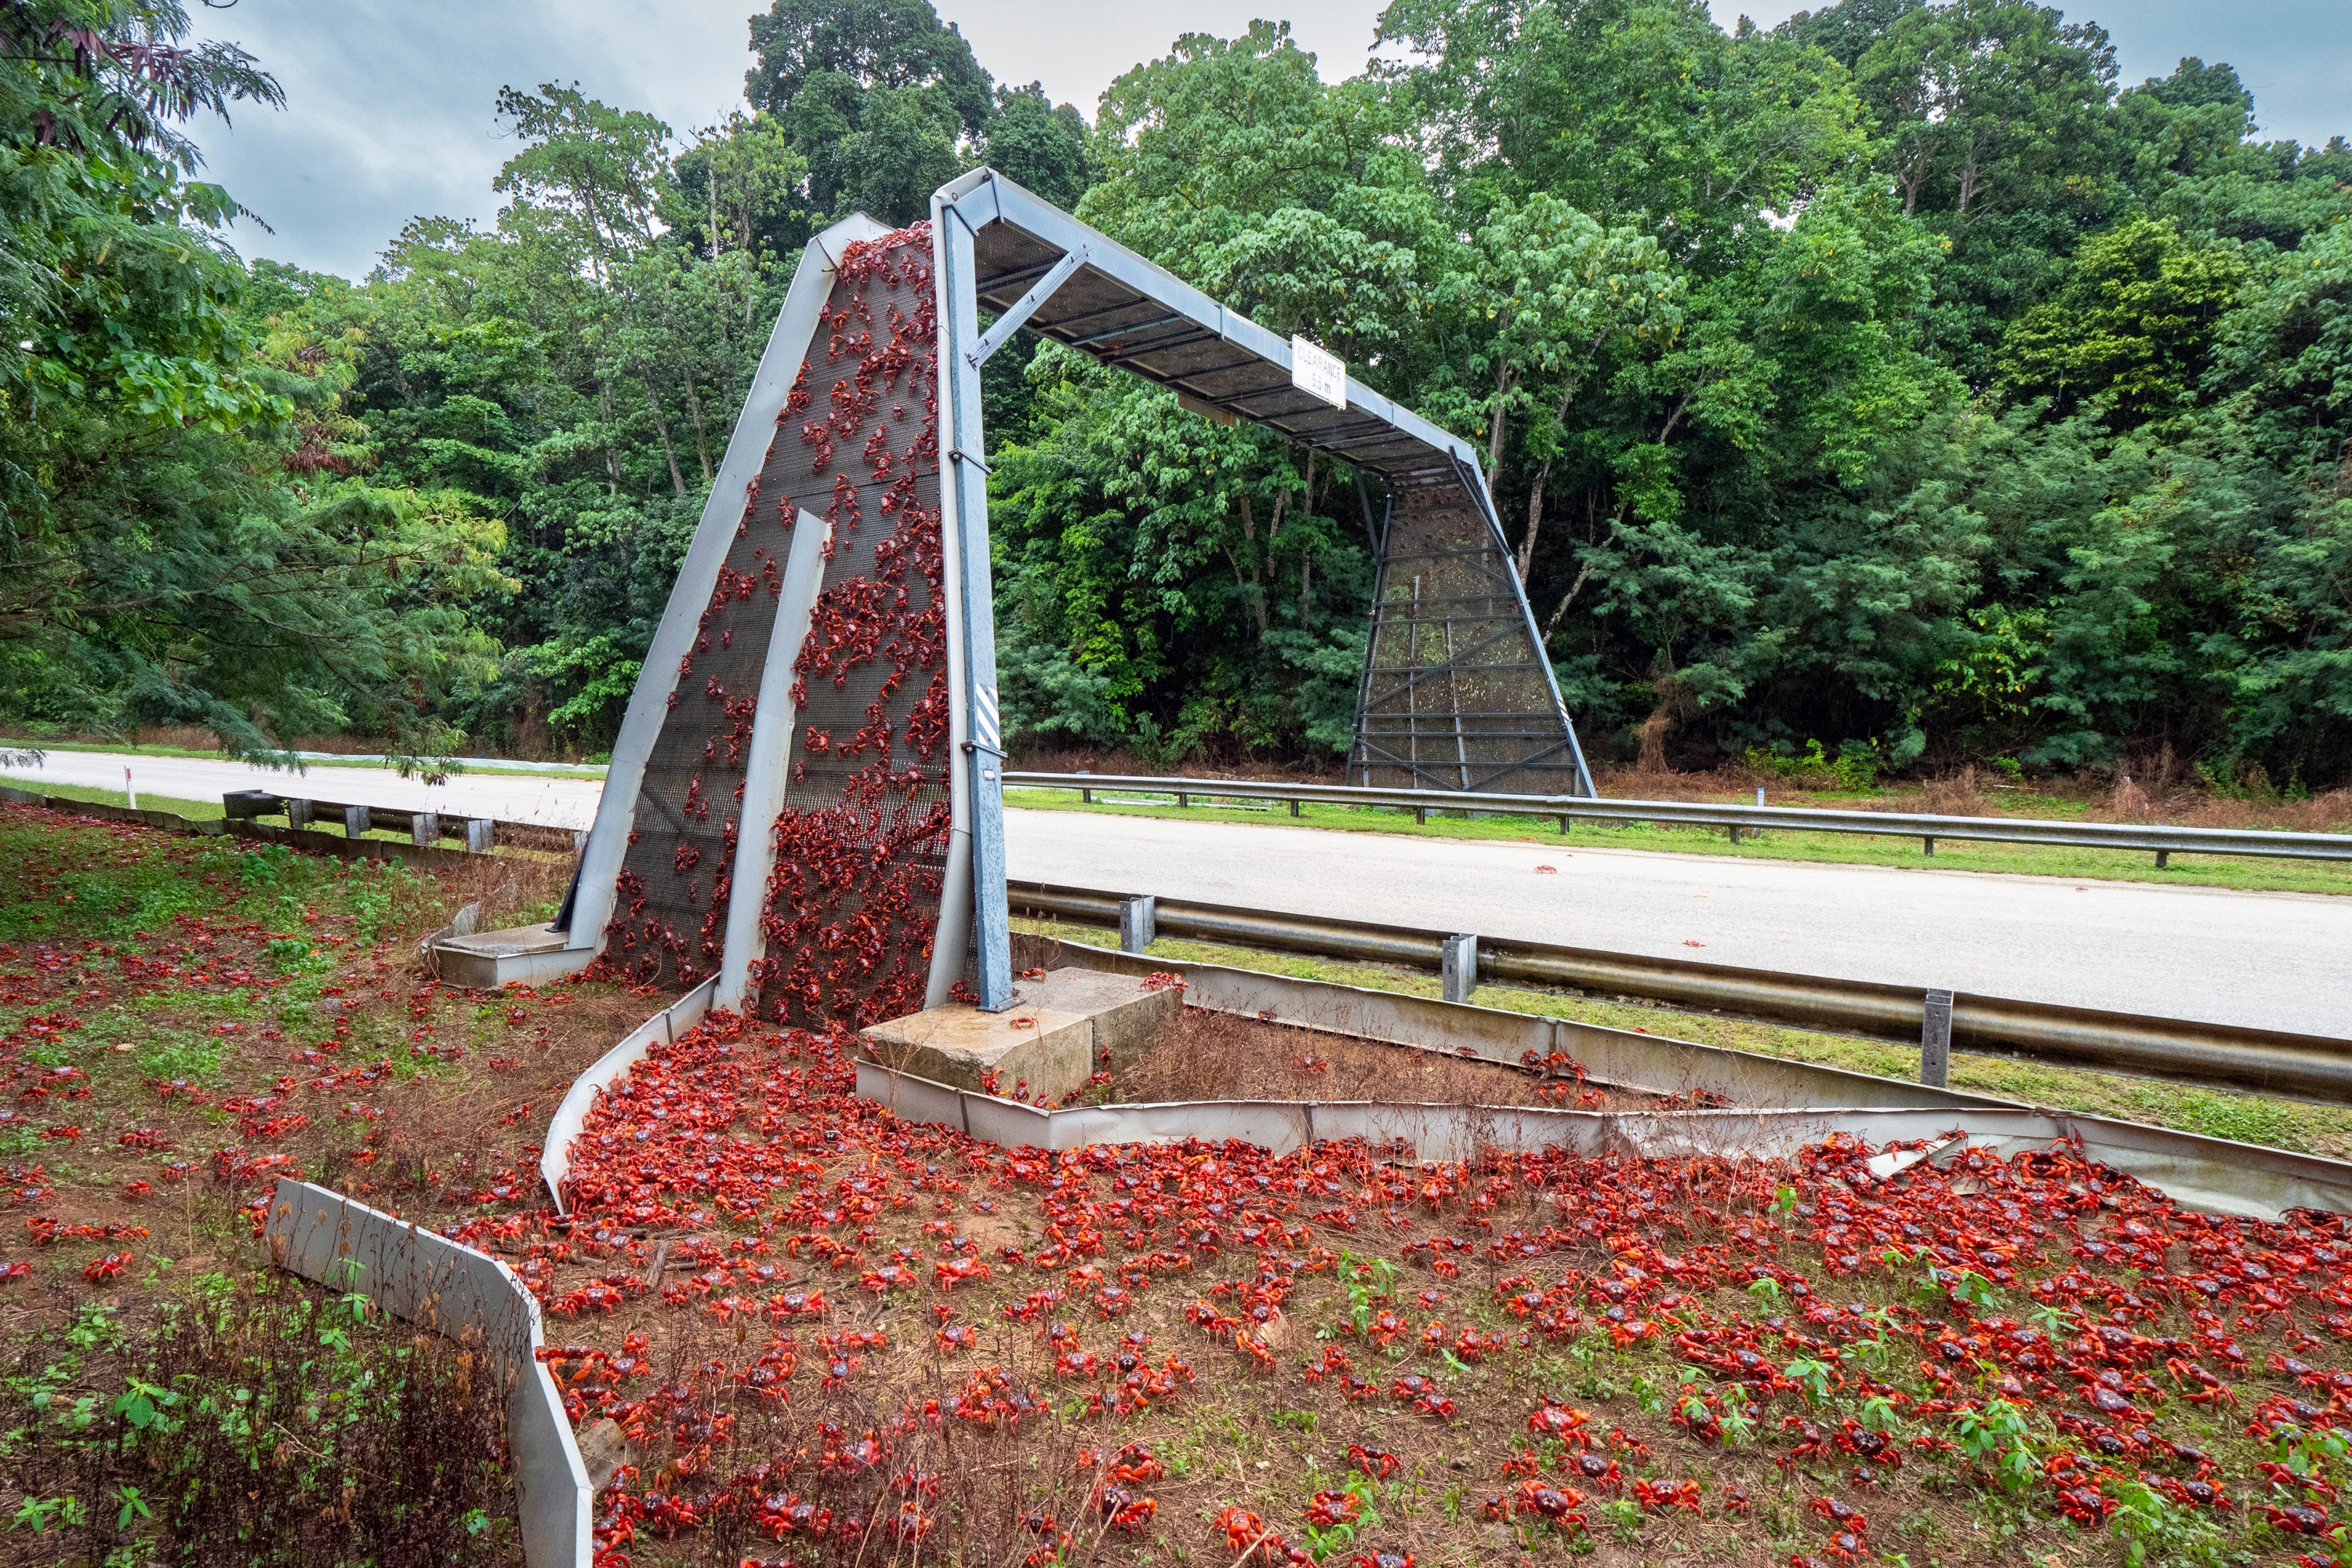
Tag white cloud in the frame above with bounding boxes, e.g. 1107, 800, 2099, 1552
191, 0, 2352, 279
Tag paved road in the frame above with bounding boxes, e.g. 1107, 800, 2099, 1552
1002, 811, 2350, 1038
9, 750, 2343, 1035
5, 750, 604, 829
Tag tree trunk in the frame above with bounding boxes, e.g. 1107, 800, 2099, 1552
636, 364, 689, 499
1517, 460, 1551, 580
1487, 365, 1514, 475
1543, 559, 1594, 640
1234, 495, 1269, 636
681, 373, 715, 483
595, 379, 623, 497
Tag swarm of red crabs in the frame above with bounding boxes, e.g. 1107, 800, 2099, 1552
0, 818, 459, 1273
372, 986, 2352, 1566
588, 223, 954, 1030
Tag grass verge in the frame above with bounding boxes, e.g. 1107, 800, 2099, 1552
2, 777, 227, 820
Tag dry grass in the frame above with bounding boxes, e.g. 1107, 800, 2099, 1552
1104, 1007, 1657, 1112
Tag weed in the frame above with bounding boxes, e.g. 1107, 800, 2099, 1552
1951, 1399, 2038, 1494
2107, 1475, 2229, 1566
2, 1275, 516, 1564
136, 1033, 227, 1084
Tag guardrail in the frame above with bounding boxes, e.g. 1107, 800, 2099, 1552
1007, 878, 2352, 1105
223, 789, 584, 856
1003, 771, 2352, 867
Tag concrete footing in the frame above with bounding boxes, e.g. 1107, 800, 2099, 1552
858, 967, 1178, 1103
431, 924, 591, 989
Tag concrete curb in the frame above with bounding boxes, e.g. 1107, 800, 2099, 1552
264, 1178, 590, 1568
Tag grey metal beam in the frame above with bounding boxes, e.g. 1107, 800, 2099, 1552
935, 193, 1014, 1011
714, 510, 833, 1013
967, 246, 1087, 368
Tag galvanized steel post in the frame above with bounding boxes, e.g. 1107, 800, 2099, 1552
1921, 989, 1954, 1087
937, 198, 1014, 1011
1119, 896, 1157, 955
1442, 933, 1479, 1005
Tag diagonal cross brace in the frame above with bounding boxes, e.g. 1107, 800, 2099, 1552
967, 246, 1087, 368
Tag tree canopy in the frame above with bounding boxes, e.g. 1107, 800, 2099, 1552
8, 0, 2352, 791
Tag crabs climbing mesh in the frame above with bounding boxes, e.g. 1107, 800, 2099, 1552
1352, 475, 1583, 796
597, 418, 800, 991
750, 227, 953, 1029
597, 223, 953, 1021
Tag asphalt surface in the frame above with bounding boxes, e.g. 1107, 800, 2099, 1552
9, 750, 2343, 1036
1005, 811, 2348, 1037
6, 750, 604, 829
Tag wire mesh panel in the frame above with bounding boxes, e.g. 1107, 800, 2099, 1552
1352, 475, 1584, 796
595, 225, 953, 1027
750, 228, 953, 1028
593, 412, 800, 991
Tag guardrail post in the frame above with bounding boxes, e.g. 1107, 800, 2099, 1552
1923, 835, 1936, 856
1559, 814, 1570, 836
2156, 850, 2170, 869
288, 798, 313, 830
411, 811, 439, 848
1416, 806, 1428, 826
1076, 769, 1091, 804
1441, 934, 1478, 1005
222, 789, 277, 821
1290, 797, 1301, 818
1176, 791, 1189, 809
1920, 989, 1953, 1087
343, 805, 369, 840
1119, 895, 1156, 955
465, 818, 494, 855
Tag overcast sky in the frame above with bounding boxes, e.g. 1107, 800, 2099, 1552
187, 0, 2352, 281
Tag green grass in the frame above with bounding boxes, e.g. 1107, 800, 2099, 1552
1019, 916, 2352, 1160
1004, 787, 2352, 896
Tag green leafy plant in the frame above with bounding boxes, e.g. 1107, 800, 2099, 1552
1951, 1399, 2038, 1493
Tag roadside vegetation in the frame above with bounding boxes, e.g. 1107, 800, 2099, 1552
0, 801, 586, 1558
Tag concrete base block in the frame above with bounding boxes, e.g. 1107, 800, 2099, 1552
860, 967, 1179, 1104
430, 924, 590, 989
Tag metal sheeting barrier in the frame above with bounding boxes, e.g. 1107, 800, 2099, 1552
539, 979, 716, 1214
264, 1178, 589, 1568
1021, 936, 1995, 1114
854, 1062, 2352, 1222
